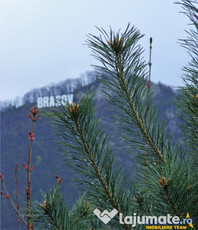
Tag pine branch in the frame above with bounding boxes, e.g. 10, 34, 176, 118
74, 117, 130, 230
115, 52, 165, 163
32, 186, 66, 230
86, 23, 197, 220
75, 118, 118, 210
32, 186, 100, 230
86, 25, 170, 168
175, 0, 198, 168
45, 94, 137, 229
159, 176, 181, 218
30, 2, 198, 227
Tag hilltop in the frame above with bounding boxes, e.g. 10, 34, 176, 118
1, 71, 182, 229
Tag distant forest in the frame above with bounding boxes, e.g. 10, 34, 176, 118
0, 71, 97, 111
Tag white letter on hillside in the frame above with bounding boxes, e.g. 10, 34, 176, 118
49, 96, 55, 107
61, 95, 67, 106
55, 95, 61, 106
37, 97, 43, 108
43, 97, 49, 107
67, 94, 73, 104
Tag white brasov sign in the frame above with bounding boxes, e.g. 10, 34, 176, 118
37, 94, 73, 109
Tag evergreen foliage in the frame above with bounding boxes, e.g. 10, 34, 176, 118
32, 0, 198, 229
32, 186, 103, 230
43, 93, 136, 230
176, 0, 198, 168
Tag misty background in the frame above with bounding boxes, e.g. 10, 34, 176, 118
1, 1, 192, 229
1, 0, 189, 101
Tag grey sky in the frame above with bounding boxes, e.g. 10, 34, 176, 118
1, 0, 189, 101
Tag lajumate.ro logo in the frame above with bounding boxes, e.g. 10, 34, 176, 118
93, 208, 194, 229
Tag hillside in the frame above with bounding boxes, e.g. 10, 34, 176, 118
1, 74, 182, 229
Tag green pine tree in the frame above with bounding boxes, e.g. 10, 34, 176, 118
32, 0, 198, 229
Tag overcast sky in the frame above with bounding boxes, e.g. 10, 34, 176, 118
0, 0, 190, 101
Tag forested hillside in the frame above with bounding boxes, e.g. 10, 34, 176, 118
1, 73, 181, 229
